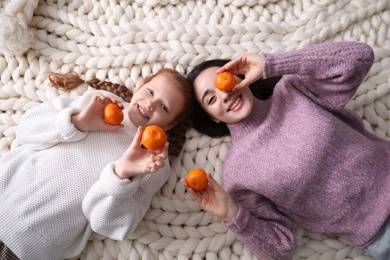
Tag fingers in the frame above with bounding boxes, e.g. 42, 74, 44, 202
216, 56, 242, 74
181, 180, 200, 205
106, 124, 124, 130
154, 142, 169, 158
206, 173, 214, 183
217, 53, 250, 74
94, 93, 111, 103
145, 153, 167, 173
215, 53, 263, 84
206, 173, 224, 191
181, 178, 189, 189
93, 93, 124, 108
233, 79, 251, 89
181, 178, 201, 200
152, 154, 166, 167
206, 173, 218, 188
181, 177, 196, 193
122, 126, 145, 156
145, 141, 169, 160
133, 126, 145, 148
181, 172, 213, 190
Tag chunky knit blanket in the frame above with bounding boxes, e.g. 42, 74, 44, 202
1, 0, 389, 259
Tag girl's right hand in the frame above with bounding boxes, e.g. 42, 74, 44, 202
71, 93, 124, 132
216, 53, 264, 90
181, 173, 238, 223
114, 126, 169, 179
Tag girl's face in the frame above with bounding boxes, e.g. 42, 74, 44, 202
194, 67, 254, 124
128, 74, 185, 131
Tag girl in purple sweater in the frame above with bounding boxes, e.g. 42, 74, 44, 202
182, 42, 389, 259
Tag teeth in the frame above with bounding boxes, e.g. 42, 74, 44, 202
138, 105, 149, 118
230, 97, 240, 111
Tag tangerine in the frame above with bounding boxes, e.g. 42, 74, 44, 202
104, 103, 124, 125
141, 125, 167, 150
186, 168, 208, 191
215, 71, 236, 92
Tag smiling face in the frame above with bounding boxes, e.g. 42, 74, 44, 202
128, 74, 185, 131
193, 67, 254, 124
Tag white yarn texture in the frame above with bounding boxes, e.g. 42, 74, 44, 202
1, 0, 389, 259
0, 0, 38, 55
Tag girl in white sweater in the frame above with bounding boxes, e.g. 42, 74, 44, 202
0, 69, 193, 260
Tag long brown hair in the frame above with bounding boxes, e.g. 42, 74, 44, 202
49, 69, 193, 157
187, 59, 280, 138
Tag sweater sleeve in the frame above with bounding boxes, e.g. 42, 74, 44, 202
225, 190, 296, 260
16, 90, 116, 151
82, 160, 170, 240
262, 42, 374, 110
16, 96, 86, 150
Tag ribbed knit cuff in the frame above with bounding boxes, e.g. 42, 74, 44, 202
100, 162, 141, 199
262, 52, 296, 79
56, 107, 87, 141
224, 206, 250, 234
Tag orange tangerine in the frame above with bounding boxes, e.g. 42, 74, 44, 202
215, 71, 236, 92
104, 103, 124, 125
141, 125, 167, 150
186, 168, 208, 191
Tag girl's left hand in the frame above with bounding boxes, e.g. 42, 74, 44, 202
114, 126, 169, 179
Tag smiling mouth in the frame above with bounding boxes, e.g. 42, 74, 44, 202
137, 104, 150, 119
228, 95, 242, 111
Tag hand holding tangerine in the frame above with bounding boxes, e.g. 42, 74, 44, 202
104, 103, 124, 125
186, 168, 208, 191
215, 71, 236, 92
141, 125, 167, 151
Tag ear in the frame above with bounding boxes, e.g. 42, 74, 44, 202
162, 121, 178, 132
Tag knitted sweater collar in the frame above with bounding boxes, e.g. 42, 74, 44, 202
227, 97, 270, 142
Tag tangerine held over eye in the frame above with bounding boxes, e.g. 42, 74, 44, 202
104, 103, 124, 125
141, 125, 167, 151
186, 168, 208, 191
215, 71, 236, 92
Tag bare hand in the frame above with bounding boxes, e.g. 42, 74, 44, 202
216, 53, 264, 90
71, 93, 124, 132
182, 173, 238, 222
114, 126, 169, 179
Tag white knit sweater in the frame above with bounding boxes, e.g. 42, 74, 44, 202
0, 90, 170, 260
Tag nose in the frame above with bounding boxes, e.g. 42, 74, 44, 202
145, 100, 154, 111
221, 91, 232, 103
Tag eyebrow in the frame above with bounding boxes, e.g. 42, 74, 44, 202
201, 89, 210, 104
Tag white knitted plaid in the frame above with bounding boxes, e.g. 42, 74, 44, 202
1, 0, 389, 259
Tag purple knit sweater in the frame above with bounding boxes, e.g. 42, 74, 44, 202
223, 42, 387, 259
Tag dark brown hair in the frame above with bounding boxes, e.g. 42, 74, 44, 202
187, 59, 281, 138
49, 69, 193, 157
